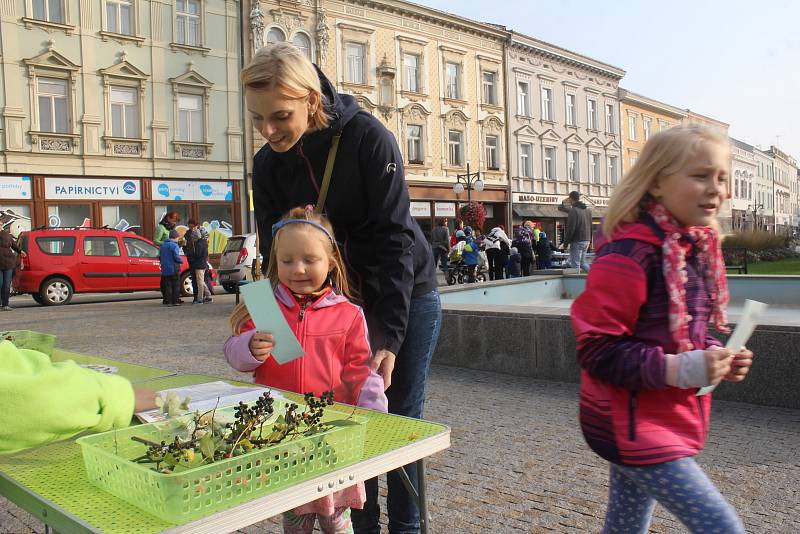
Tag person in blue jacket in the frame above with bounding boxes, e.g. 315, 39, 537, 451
159, 229, 183, 306
241, 42, 441, 534
461, 227, 480, 283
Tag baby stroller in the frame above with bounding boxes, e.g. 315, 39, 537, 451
446, 246, 487, 285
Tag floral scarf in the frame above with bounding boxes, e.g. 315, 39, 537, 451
646, 202, 730, 352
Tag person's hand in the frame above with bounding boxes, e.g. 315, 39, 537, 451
370, 349, 396, 390
134, 388, 158, 412
724, 347, 754, 383
249, 332, 274, 362
704, 347, 733, 386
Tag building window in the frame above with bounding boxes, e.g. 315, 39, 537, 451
346, 43, 366, 84
110, 86, 139, 138
37, 77, 69, 133
448, 130, 463, 166
404, 54, 419, 93
517, 81, 530, 116
32, 0, 65, 23
630, 155, 638, 168
519, 143, 532, 178
605, 103, 615, 134
106, 0, 134, 34
267, 27, 285, 43
566, 93, 576, 126
735, 178, 740, 199
643, 117, 651, 141
628, 115, 637, 140
445, 62, 460, 99
292, 33, 312, 60
485, 135, 499, 170
608, 155, 619, 185
483, 71, 497, 105
176, 0, 200, 46
590, 153, 600, 183
568, 150, 579, 181
543, 146, 555, 180
177, 94, 202, 142
541, 87, 553, 121
406, 124, 423, 164
587, 98, 598, 130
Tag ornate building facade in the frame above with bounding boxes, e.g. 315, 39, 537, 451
730, 137, 757, 231
505, 33, 625, 242
0, 0, 244, 251
618, 89, 686, 172
244, 0, 509, 236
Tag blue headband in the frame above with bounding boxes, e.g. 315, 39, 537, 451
271, 219, 335, 244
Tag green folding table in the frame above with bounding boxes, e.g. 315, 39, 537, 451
50, 349, 177, 384
0, 373, 450, 534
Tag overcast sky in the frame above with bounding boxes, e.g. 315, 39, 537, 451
419, 0, 800, 160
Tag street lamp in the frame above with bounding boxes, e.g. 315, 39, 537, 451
453, 163, 484, 203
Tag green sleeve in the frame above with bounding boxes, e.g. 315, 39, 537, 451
0, 341, 135, 454
153, 224, 167, 246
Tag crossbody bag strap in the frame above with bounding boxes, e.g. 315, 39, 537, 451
314, 134, 341, 214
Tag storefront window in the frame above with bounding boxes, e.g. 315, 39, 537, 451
47, 204, 91, 228
154, 204, 190, 229
198, 204, 233, 254
102, 204, 141, 234
0, 204, 32, 235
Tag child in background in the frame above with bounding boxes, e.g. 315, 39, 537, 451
571, 125, 752, 533
535, 231, 558, 270
159, 229, 183, 306
224, 206, 387, 534
506, 247, 521, 278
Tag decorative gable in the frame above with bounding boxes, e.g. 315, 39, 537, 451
604, 139, 621, 151
24, 48, 80, 72
563, 132, 585, 146
100, 58, 149, 81
539, 128, 562, 142
170, 69, 213, 90
585, 136, 605, 149
514, 125, 539, 138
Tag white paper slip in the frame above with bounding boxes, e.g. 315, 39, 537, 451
240, 279, 305, 364
136, 381, 285, 423
697, 299, 768, 396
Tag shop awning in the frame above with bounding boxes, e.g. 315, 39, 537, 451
512, 205, 566, 218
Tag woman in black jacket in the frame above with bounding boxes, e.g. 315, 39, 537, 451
242, 42, 440, 534
0, 228, 19, 311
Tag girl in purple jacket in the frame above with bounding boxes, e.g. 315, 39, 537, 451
571, 126, 754, 533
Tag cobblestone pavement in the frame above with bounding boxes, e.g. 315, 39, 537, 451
1, 292, 799, 533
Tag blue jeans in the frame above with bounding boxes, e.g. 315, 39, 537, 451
603, 457, 744, 534
352, 289, 442, 534
0, 268, 12, 307
568, 240, 591, 272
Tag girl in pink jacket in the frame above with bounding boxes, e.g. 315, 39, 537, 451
224, 206, 387, 534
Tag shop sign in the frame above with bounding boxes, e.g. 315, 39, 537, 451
152, 180, 233, 201
45, 178, 141, 200
585, 196, 610, 207
410, 201, 431, 217
434, 202, 456, 217
0, 176, 32, 200
512, 193, 560, 204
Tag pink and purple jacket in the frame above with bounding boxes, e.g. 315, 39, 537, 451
224, 283, 387, 412
571, 214, 721, 466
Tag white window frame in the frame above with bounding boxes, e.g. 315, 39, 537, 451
485, 135, 499, 170
110, 86, 139, 138
608, 155, 619, 185
587, 98, 598, 130
482, 71, 497, 105
36, 77, 70, 134
31, 0, 66, 23
541, 87, 553, 121
543, 146, 556, 180
177, 93, 202, 142
105, 0, 135, 35
292, 33, 313, 61
590, 153, 600, 184
628, 114, 637, 141
175, 0, 202, 47
643, 117, 651, 141
266, 27, 285, 44
448, 129, 463, 167
566, 93, 576, 126
345, 42, 366, 85
605, 103, 615, 134
517, 81, 530, 117
406, 124, 423, 164
568, 149, 580, 181
404, 53, 420, 93
519, 142, 533, 178
445, 62, 460, 100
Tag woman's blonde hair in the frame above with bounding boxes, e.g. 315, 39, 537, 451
240, 42, 330, 131
602, 124, 730, 239
229, 207, 351, 335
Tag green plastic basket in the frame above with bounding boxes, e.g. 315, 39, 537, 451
77, 403, 366, 523
1, 330, 56, 356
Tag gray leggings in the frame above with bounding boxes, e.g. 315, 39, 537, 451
602, 457, 745, 534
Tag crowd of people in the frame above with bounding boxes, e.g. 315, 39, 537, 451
153, 212, 214, 306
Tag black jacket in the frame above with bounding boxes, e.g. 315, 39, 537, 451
188, 238, 208, 270
252, 67, 437, 355
560, 200, 592, 244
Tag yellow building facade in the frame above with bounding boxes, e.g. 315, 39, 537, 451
618, 89, 686, 173
244, 0, 509, 235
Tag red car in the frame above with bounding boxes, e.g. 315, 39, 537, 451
14, 227, 214, 306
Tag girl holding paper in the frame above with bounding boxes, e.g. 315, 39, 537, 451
224, 206, 387, 534
570, 125, 754, 533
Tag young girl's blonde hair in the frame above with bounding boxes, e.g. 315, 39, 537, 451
602, 125, 730, 239
240, 42, 330, 131
229, 207, 351, 334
